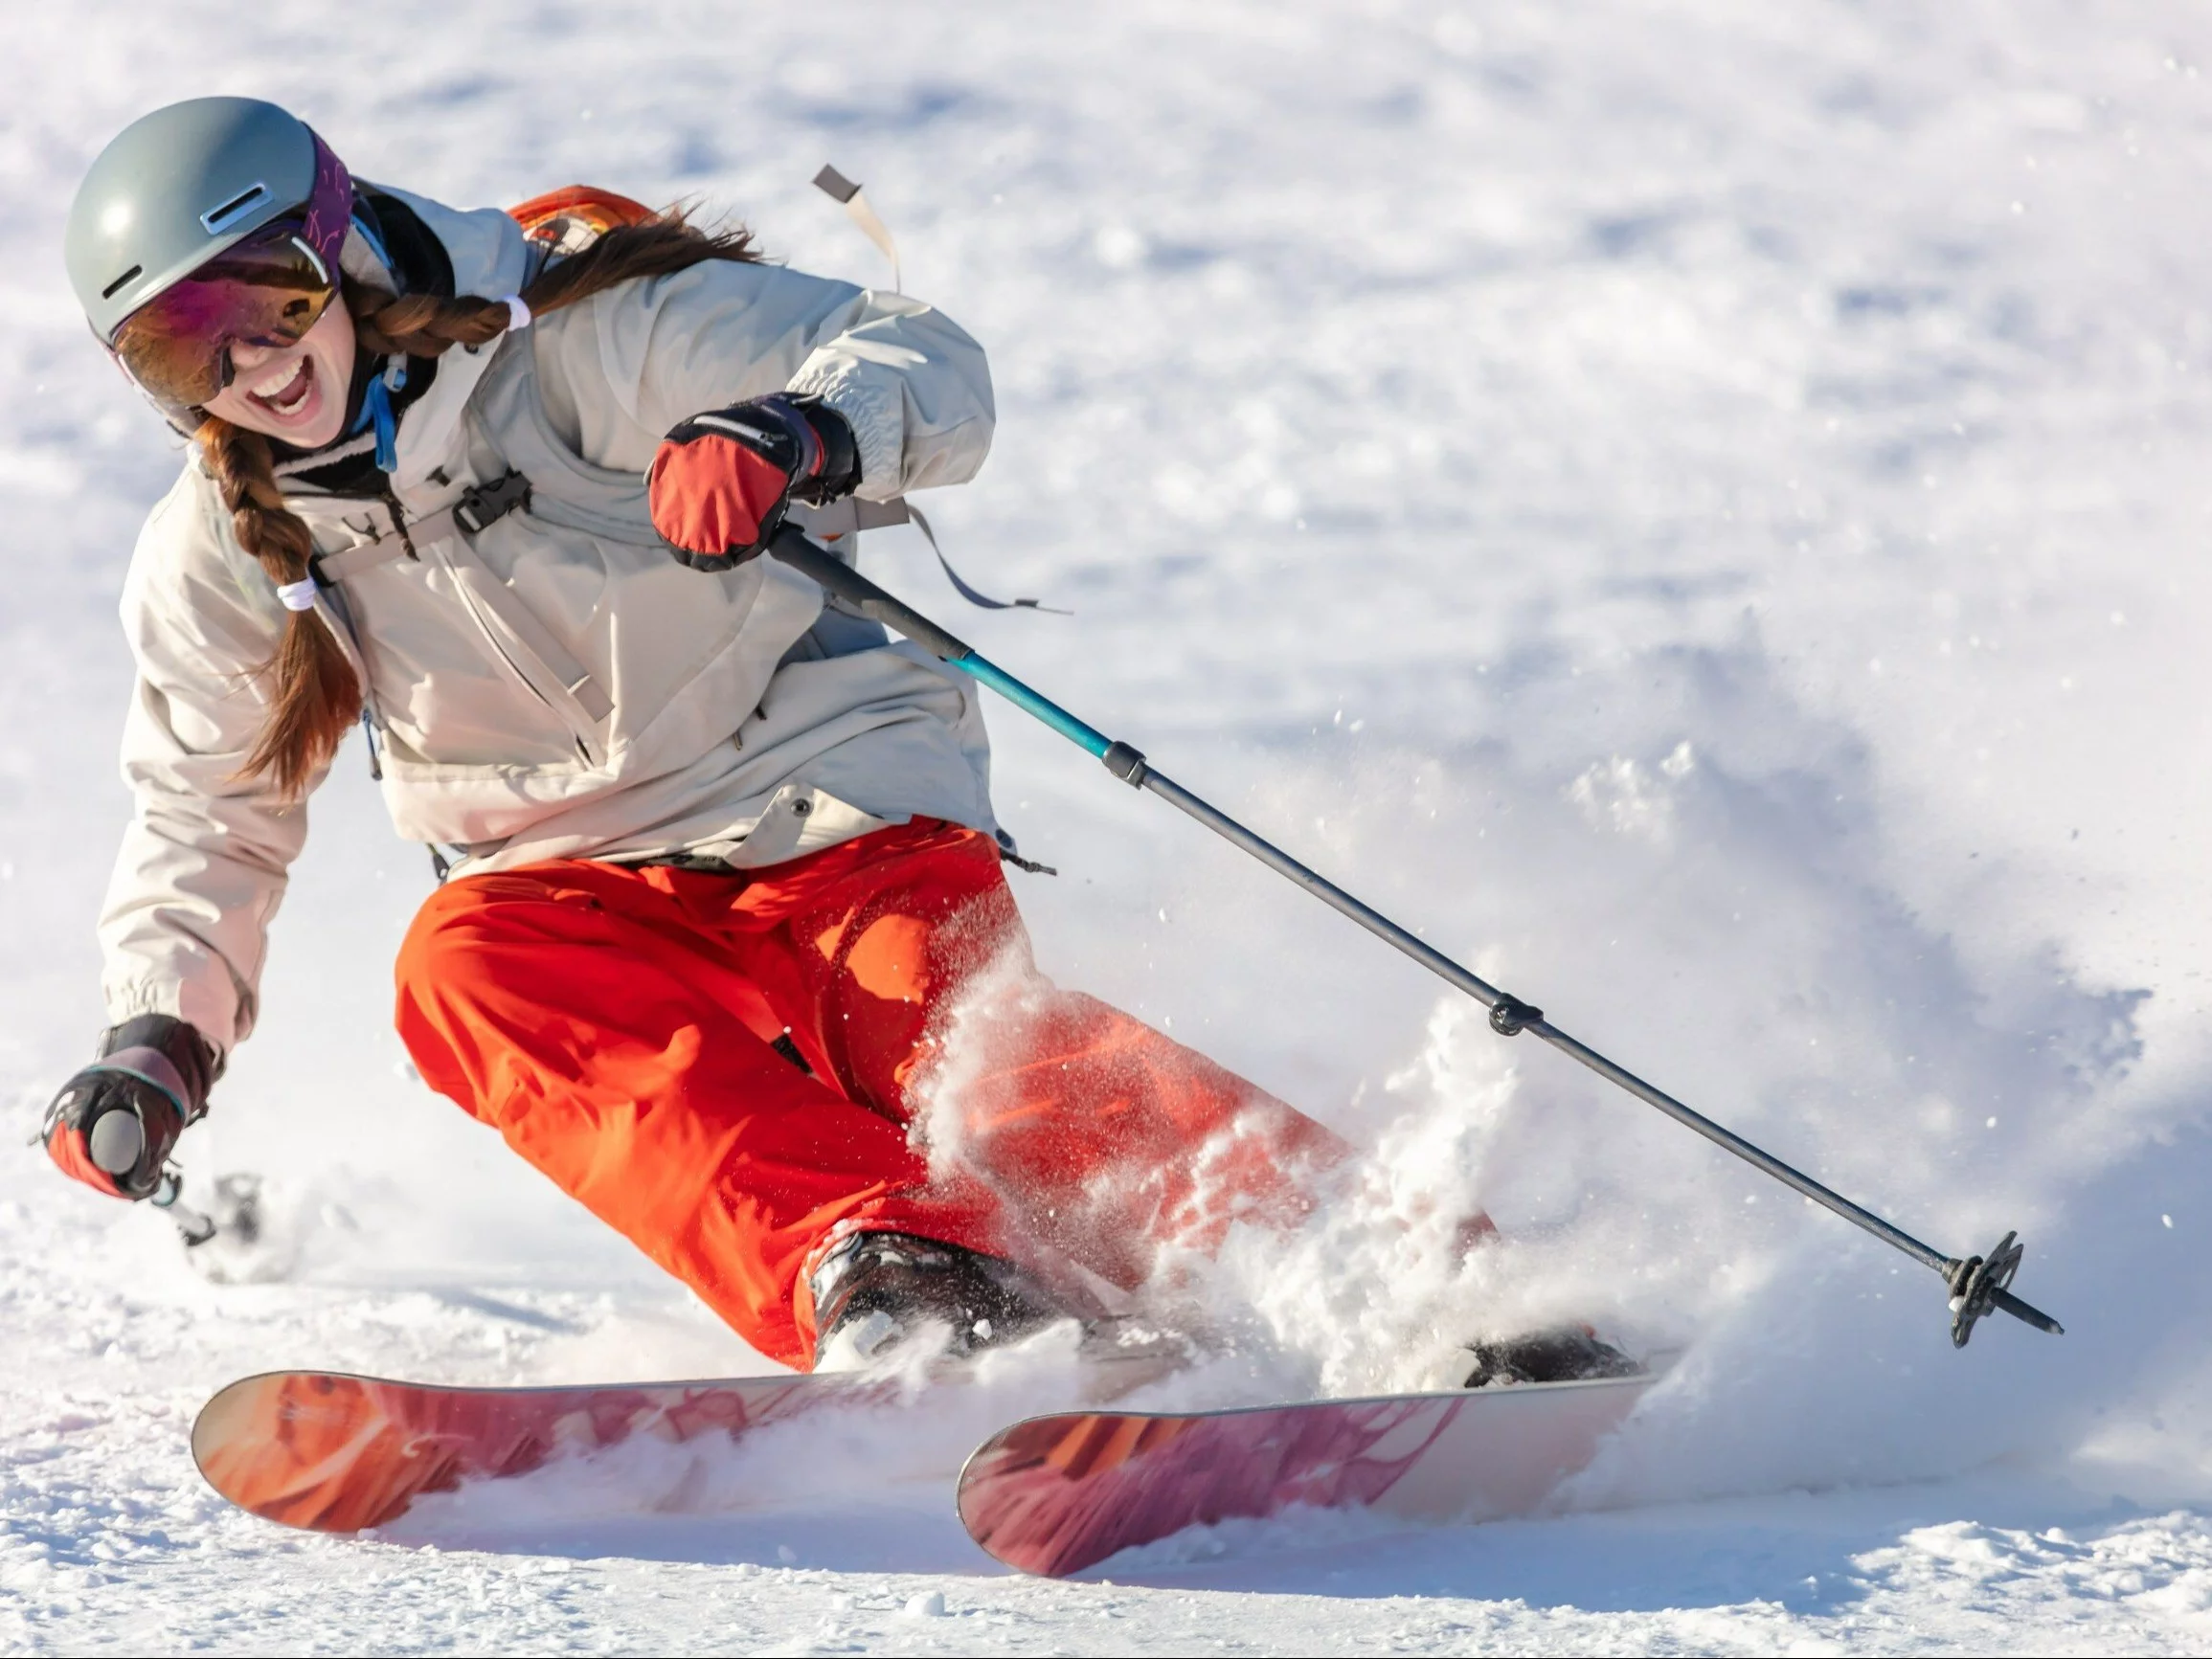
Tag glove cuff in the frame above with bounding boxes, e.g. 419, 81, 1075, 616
787, 397, 862, 504
94, 1047, 194, 1125
98, 1015, 215, 1121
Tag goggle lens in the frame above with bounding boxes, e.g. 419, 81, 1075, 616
110, 224, 339, 409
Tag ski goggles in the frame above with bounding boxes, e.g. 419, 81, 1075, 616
107, 134, 353, 416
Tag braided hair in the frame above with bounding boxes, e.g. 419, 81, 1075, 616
197, 212, 761, 798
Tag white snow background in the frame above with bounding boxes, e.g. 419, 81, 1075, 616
3, 0, 2211, 1651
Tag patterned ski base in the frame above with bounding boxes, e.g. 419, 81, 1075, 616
192, 1369, 880, 1534
956, 1373, 1652, 1578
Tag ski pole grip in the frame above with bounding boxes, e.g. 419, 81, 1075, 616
768, 525, 975, 664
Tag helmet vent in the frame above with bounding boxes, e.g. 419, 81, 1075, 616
100, 264, 144, 300
199, 183, 269, 235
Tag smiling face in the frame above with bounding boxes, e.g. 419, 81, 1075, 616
203, 299, 355, 449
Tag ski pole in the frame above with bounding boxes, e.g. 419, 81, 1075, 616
768, 527, 2064, 1348
152, 1168, 216, 1246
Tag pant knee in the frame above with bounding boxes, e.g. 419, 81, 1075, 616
393, 874, 597, 1103
394, 881, 488, 1007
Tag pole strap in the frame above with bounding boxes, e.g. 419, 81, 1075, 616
306, 474, 614, 729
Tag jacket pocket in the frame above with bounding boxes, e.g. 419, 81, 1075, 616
427, 531, 611, 767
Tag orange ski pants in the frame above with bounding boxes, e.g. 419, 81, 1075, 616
395, 819, 1348, 1368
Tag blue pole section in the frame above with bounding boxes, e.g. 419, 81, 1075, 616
764, 527, 2062, 1345
959, 657, 1115, 760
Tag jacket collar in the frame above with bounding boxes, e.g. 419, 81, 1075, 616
372, 188, 533, 498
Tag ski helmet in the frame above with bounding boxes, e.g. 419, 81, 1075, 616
64, 98, 358, 416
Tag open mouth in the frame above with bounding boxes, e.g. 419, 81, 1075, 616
247, 356, 316, 419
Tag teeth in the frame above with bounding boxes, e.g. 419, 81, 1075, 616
254, 359, 309, 406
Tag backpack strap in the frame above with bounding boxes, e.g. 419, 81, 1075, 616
306, 471, 616, 732
307, 470, 532, 583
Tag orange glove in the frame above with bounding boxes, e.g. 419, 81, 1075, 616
646, 394, 859, 572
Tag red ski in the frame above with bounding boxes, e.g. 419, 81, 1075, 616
192, 1369, 888, 1534
192, 1348, 1180, 1536
195, 1363, 1648, 1568
956, 1373, 1654, 1578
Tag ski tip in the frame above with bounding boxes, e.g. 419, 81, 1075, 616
957, 1408, 1166, 1577
190, 1370, 323, 1491
192, 1372, 421, 1535
190, 1367, 876, 1538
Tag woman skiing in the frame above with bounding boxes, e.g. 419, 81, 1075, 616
39, 96, 1357, 1372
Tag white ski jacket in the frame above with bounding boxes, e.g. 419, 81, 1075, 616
100, 189, 999, 1054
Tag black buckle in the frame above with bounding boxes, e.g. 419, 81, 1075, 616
1488, 994, 1544, 1037
453, 471, 531, 536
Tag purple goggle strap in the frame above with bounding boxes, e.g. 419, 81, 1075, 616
296, 129, 354, 280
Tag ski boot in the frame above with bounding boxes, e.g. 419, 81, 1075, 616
1458, 1325, 1642, 1388
809, 1231, 1072, 1371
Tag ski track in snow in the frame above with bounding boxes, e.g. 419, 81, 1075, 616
5, 0, 2212, 1650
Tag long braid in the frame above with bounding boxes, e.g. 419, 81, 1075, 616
351, 212, 760, 358
217, 207, 762, 798
197, 418, 361, 798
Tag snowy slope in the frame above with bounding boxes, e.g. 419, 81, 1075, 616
5, 0, 2212, 1649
